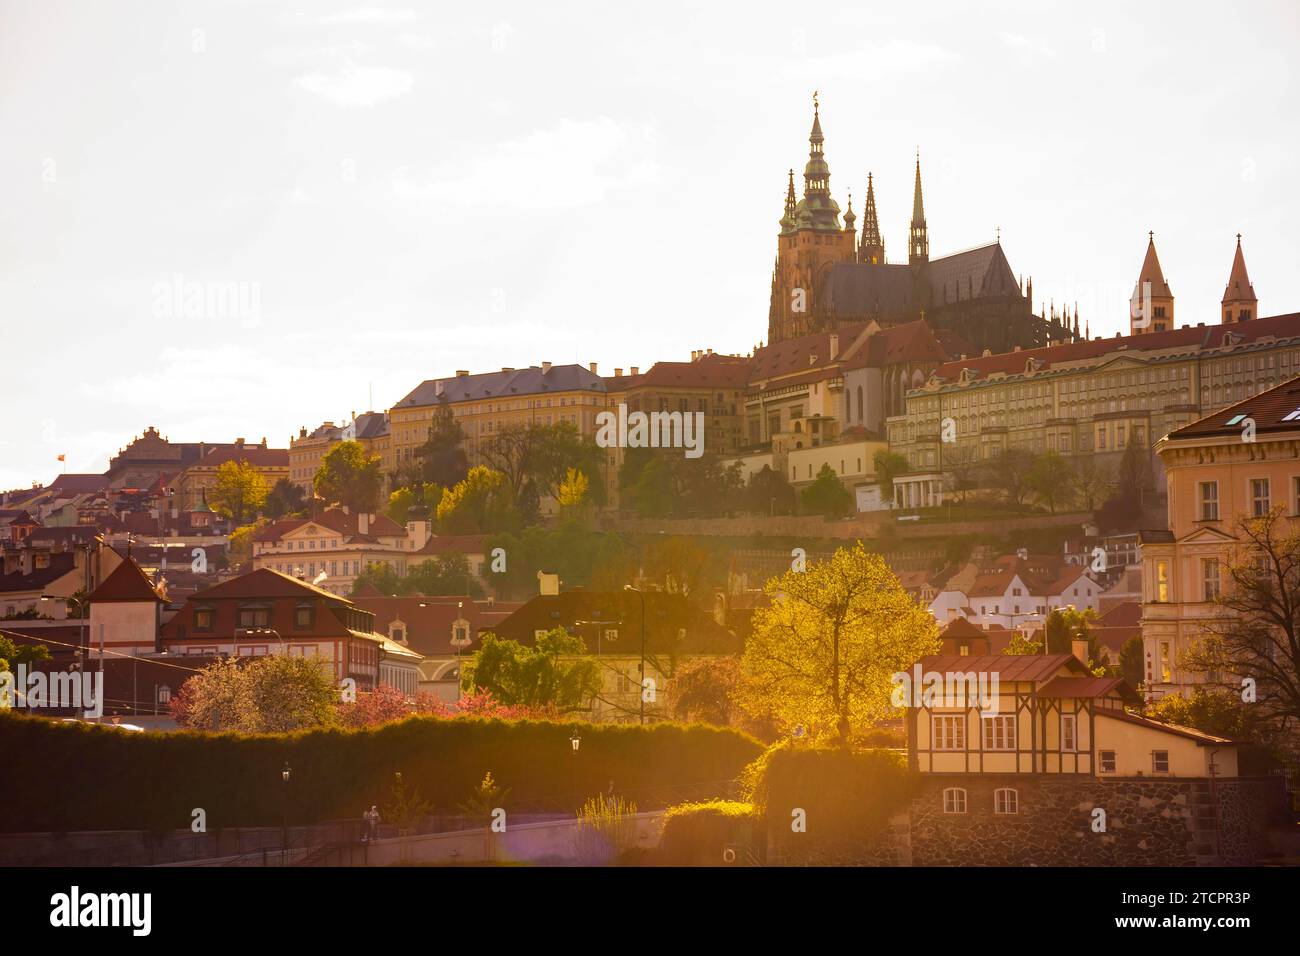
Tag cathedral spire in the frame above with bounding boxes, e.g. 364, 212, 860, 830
779, 168, 797, 235
1130, 231, 1174, 334
1221, 233, 1258, 323
859, 172, 884, 264
909, 150, 929, 264
799, 91, 841, 232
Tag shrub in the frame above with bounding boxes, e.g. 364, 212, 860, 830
659, 800, 760, 866
0, 711, 761, 833
741, 743, 916, 856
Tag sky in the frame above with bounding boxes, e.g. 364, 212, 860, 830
2, 0, 1298, 490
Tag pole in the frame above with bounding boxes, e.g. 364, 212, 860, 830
98, 622, 105, 724
638, 591, 646, 726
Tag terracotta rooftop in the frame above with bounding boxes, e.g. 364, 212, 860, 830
87, 557, 164, 604
1165, 374, 1300, 441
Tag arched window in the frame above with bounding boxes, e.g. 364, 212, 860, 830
942, 788, 967, 814
994, 788, 1019, 814
856, 385, 863, 422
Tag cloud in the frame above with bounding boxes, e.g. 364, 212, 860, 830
293, 63, 414, 107
1000, 32, 1056, 57
393, 117, 660, 209
778, 39, 953, 83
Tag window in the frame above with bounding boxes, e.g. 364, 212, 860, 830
932, 715, 965, 750
1202, 557, 1221, 601
942, 788, 967, 814
994, 788, 1019, 815
294, 603, 314, 629
982, 715, 1017, 751
194, 607, 214, 630
157, 684, 171, 704
1099, 750, 1116, 773
1251, 478, 1270, 516
237, 606, 270, 629
1061, 714, 1077, 751
1155, 561, 1169, 602
1152, 751, 1170, 773
1199, 481, 1219, 520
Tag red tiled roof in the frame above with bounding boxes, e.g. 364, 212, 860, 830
1038, 675, 1128, 700
1097, 601, 1142, 628
931, 311, 1300, 384
197, 445, 289, 468
88, 558, 164, 604
253, 509, 404, 543
189, 567, 345, 602
605, 353, 752, 392
916, 653, 1086, 682
417, 534, 488, 556
1166, 374, 1300, 441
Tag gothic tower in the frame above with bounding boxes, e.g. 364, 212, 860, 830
858, 172, 884, 265
1130, 232, 1174, 335
908, 152, 932, 317
1221, 234, 1258, 324
766, 95, 856, 344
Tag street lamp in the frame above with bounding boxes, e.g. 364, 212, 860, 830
623, 585, 647, 725
281, 762, 291, 865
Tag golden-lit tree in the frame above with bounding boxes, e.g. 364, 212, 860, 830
209, 459, 270, 523
738, 542, 940, 745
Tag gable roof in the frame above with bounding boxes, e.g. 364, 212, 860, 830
1096, 709, 1237, 746
87, 557, 164, 604
605, 353, 752, 392
188, 567, 346, 602
928, 243, 1021, 303
0, 552, 78, 594
916, 652, 1087, 683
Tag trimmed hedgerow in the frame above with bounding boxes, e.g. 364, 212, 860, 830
659, 800, 761, 866
0, 711, 760, 833
741, 743, 917, 854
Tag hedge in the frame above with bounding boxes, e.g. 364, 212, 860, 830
742, 743, 917, 854
659, 800, 761, 866
0, 712, 761, 833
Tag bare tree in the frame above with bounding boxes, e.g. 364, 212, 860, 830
1182, 509, 1300, 729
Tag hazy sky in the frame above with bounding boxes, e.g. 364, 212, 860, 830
3, 0, 1297, 489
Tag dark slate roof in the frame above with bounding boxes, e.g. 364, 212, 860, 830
0, 552, 77, 594
823, 262, 913, 316
48, 474, 108, 494
352, 411, 390, 440
1166, 374, 1300, 441
928, 242, 1021, 303
397, 364, 607, 407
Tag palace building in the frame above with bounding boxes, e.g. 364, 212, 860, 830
766, 97, 1076, 355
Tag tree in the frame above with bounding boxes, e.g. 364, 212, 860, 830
1117, 432, 1153, 506
941, 444, 981, 516
666, 656, 740, 725
1147, 688, 1261, 741
872, 450, 910, 510
209, 459, 270, 523
1181, 510, 1300, 728
1002, 633, 1043, 655
170, 654, 337, 732
736, 542, 941, 745
642, 536, 721, 604
461, 630, 601, 712
984, 447, 1036, 508
436, 466, 519, 534
630, 456, 674, 518
349, 562, 406, 597
226, 519, 266, 566
406, 553, 483, 597
1026, 451, 1076, 514
413, 405, 469, 490
557, 467, 590, 513
743, 464, 795, 516
262, 478, 306, 520
314, 441, 384, 515
0, 633, 50, 675
1074, 458, 1115, 512
385, 483, 443, 525
529, 423, 607, 507
384, 771, 433, 835
1043, 606, 1105, 672
1119, 636, 1144, 688
801, 463, 853, 518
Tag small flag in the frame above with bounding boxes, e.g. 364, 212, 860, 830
57, 454, 65, 462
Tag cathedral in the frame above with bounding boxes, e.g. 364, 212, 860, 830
766, 97, 1077, 354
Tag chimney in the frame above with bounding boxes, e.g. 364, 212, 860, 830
829, 334, 840, 361
541, 361, 552, 373
456, 370, 469, 377
358, 513, 370, 535
614, 368, 623, 377
502, 367, 514, 373
589, 362, 598, 374
435, 381, 445, 397
1071, 637, 1090, 666
537, 570, 560, 595
630, 366, 639, 376
1013, 345, 1021, 352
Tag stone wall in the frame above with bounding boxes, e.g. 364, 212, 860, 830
908, 775, 1286, 867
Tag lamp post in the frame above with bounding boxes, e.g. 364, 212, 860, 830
623, 585, 647, 725
569, 730, 581, 809
281, 762, 291, 865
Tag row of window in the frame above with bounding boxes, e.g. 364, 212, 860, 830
934, 714, 1078, 751
1198, 476, 1300, 521
942, 787, 1019, 814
